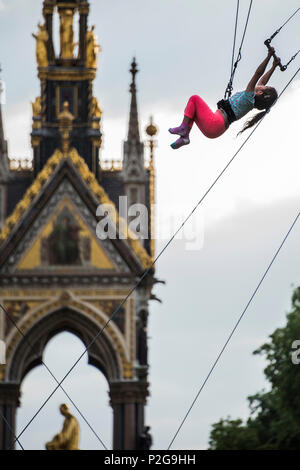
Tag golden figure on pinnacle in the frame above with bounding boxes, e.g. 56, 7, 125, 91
60, 9, 75, 59
86, 25, 100, 68
32, 23, 49, 68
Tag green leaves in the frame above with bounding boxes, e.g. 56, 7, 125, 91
209, 287, 300, 450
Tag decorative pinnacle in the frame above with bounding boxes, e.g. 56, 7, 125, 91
146, 116, 158, 168
128, 57, 140, 142
146, 116, 158, 138
130, 57, 138, 90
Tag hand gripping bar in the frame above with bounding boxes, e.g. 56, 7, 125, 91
264, 39, 287, 71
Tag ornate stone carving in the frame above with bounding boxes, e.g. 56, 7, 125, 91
4, 301, 30, 336
58, 291, 72, 305
1, 179, 130, 274
0, 148, 152, 270
5, 300, 133, 381
86, 299, 126, 333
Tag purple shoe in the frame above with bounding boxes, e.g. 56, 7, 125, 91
170, 136, 190, 150
168, 123, 190, 137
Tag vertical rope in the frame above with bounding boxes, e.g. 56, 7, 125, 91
224, 0, 254, 99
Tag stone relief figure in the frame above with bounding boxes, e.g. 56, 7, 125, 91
32, 97, 42, 117
60, 9, 74, 59
48, 212, 81, 265
41, 207, 91, 266
32, 23, 49, 68
86, 25, 100, 68
45, 404, 80, 450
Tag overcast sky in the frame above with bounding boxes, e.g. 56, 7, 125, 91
1, 0, 300, 450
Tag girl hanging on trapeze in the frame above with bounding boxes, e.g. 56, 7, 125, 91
169, 47, 280, 149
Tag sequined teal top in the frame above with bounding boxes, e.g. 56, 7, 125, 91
229, 91, 255, 120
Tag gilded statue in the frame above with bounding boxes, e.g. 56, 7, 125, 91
32, 97, 42, 117
45, 404, 80, 450
32, 23, 49, 68
91, 97, 102, 118
86, 25, 100, 68
60, 9, 75, 59
58, 101, 74, 154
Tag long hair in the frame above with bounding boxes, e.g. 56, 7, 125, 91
238, 87, 278, 134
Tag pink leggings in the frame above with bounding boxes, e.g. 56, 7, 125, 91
184, 95, 227, 139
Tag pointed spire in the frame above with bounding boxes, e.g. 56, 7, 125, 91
127, 57, 140, 143
122, 57, 146, 183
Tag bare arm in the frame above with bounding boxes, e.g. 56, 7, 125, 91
245, 49, 274, 92
258, 56, 281, 85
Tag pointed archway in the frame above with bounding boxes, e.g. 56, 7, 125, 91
17, 330, 112, 450
0, 305, 149, 450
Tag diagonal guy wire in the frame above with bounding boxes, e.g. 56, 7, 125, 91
168, 210, 300, 449
0, 303, 108, 450
0, 408, 25, 450
13, 64, 300, 448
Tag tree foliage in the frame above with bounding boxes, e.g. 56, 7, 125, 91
209, 287, 300, 450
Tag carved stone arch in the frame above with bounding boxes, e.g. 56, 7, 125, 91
6, 306, 122, 383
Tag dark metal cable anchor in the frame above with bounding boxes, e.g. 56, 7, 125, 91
264, 6, 300, 71
264, 40, 300, 72
266, 6, 300, 44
